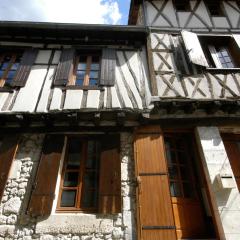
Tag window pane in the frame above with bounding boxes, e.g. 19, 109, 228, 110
169, 165, 178, 180
0, 70, 4, 77
81, 190, 97, 208
180, 167, 189, 181
86, 141, 99, 169
89, 71, 98, 79
63, 172, 79, 187
78, 63, 87, 70
76, 71, 85, 79
227, 62, 234, 68
89, 79, 98, 86
91, 63, 99, 70
170, 182, 182, 197
224, 57, 231, 63
7, 70, 15, 80
75, 79, 84, 86
177, 151, 187, 164
67, 138, 82, 169
83, 172, 98, 190
1, 62, 9, 70
60, 190, 76, 207
92, 56, 99, 63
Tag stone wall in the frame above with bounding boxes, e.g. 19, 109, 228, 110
0, 133, 136, 240
196, 127, 240, 240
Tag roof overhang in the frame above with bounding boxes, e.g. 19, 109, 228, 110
0, 21, 147, 45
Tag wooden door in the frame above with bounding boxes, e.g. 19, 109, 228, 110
134, 126, 177, 240
164, 134, 208, 239
222, 134, 240, 190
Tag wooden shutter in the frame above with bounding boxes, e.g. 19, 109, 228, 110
0, 135, 19, 201
134, 126, 177, 240
53, 49, 75, 86
233, 34, 240, 49
11, 49, 38, 87
100, 48, 116, 86
98, 135, 121, 214
27, 135, 64, 217
181, 31, 209, 67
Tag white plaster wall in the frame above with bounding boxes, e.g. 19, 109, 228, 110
11, 66, 48, 112
196, 127, 240, 239
145, 0, 240, 30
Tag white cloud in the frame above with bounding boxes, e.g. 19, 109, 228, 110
0, 0, 122, 24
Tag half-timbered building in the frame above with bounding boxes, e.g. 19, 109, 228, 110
129, 0, 240, 239
0, 22, 151, 240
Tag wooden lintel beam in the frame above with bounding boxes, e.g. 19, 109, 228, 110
94, 113, 101, 126
117, 112, 126, 126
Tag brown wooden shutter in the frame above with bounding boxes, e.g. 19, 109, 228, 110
222, 135, 240, 190
134, 126, 177, 240
100, 48, 116, 86
53, 49, 75, 86
98, 134, 121, 214
27, 135, 64, 217
0, 135, 19, 201
11, 49, 38, 87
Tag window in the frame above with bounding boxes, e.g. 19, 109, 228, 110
164, 134, 196, 198
0, 52, 22, 87
199, 36, 240, 69
57, 137, 100, 212
181, 31, 240, 69
205, 2, 224, 16
70, 53, 100, 87
174, 0, 191, 11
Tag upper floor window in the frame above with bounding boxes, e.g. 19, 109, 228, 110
0, 52, 22, 87
70, 53, 100, 87
181, 31, 240, 69
54, 48, 116, 88
205, 2, 224, 16
174, 0, 191, 11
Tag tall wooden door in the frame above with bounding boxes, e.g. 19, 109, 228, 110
134, 126, 177, 240
222, 134, 240, 190
164, 133, 209, 239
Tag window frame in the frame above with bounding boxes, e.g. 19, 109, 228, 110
56, 136, 100, 213
0, 51, 22, 88
68, 51, 101, 89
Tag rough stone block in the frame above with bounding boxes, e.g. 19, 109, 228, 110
3, 197, 21, 215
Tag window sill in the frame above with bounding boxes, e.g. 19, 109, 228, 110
206, 68, 240, 73
0, 87, 14, 93
63, 85, 105, 91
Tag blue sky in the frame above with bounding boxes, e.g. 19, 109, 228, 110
0, 0, 131, 25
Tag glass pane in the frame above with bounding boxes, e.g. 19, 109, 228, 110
1, 62, 9, 70
75, 79, 84, 86
219, 57, 225, 64
180, 167, 189, 180
177, 151, 187, 164
175, 138, 184, 150
169, 165, 178, 180
86, 141, 99, 169
227, 62, 234, 68
222, 63, 227, 68
89, 71, 98, 79
91, 63, 99, 70
224, 57, 231, 63
183, 183, 193, 198
221, 51, 229, 57
67, 138, 82, 169
11, 63, 19, 70
81, 190, 97, 208
89, 79, 98, 86
63, 172, 79, 187
83, 172, 98, 190
7, 70, 15, 79
76, 70, 85, 79
170, 182, 182, 197
60, 190, 76, 207
0, 70, 4, 77
78, 63, 87, 70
